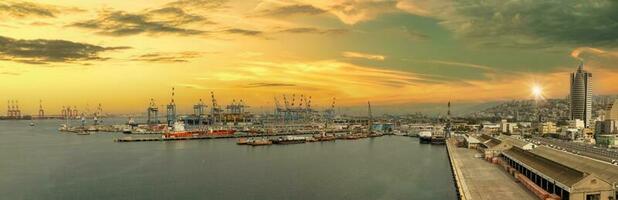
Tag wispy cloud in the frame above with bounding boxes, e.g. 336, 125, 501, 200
0, 35, 129, 64
176, 83, 207, 90
328, 0, 398, 25
342, 51, 385, 61
423, 60, 494, 71
223, 28, 263, 36
570, 47, 618, 60
0, 71, 21, 76
0, 0, 83, 19
278, 27, 348, 35
255, 4, 326, 17
245, 82, 296, 88
165, 0, 228, 10
70, 7, 210, 36
132, 51, 202, 63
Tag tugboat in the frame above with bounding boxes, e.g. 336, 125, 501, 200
419, 131, 432, 144
237, 138, 253, 145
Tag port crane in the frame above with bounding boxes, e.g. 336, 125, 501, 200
210, 91, 224, 124
147, 98, 159, 125
38, 100, 44, 119
324, 97, 336, 121
166, 87, 177, 127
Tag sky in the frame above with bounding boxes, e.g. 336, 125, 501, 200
1, 0, 618, 115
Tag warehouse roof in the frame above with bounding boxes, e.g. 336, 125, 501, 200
503, 147, 586, 186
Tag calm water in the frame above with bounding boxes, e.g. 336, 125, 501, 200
0, 119, 457, 200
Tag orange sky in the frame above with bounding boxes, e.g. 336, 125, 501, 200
1, 0, 618, 115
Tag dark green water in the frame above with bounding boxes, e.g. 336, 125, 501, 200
0, 119, 456, 200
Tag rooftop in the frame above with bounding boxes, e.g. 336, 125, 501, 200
531, 146, 618, 185
503, 147, 586, 186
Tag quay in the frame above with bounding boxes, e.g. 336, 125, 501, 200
446, 138, 536, 200
114, 131, 358, 142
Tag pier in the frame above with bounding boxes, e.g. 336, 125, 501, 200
446, 138, 536, 200
114, 131, 348, 142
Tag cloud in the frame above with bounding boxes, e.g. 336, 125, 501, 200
164, 0, 228, 10
278, 27, 348, 35
0, 0, 83, 19
254, 1, 398, 25
342, 51, 385, 61
395, 0, 448, 17
327, 0, 399, 25
30, 21, 52, 26
237, 51, 263, 58
176, 83, 207, 90
570, 47, 618, 60
399, 0, 618, 47
223, 28, 263, 36
422, 60, 494, 71
0, 71, 20, 76
256, 4, 327, 16
70, 7, 210, 36
245, 82, 297, 88
0, 35, 129, 64
132, 51, 202, 63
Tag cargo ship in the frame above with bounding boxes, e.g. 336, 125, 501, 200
419, 131, 432, 143
272, 136, 306, 144
162, 131, 197, 138
208, 129, 236, 135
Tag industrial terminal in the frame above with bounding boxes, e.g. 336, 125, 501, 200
3, 64, 618, 200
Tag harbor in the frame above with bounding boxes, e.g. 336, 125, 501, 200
7, 93, 618, 200
0, 119, 456, 200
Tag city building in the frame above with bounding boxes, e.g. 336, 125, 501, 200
568, 119, 585, 130
595, 99, 618, 147
570, 61, 593, 128
538, 122, 557, 135
606, 99, 618, 120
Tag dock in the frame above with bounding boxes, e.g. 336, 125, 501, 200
114, 131, 344, 142
446, 138, 536, 200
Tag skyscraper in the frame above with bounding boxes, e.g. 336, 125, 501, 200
570, 61, 592, 127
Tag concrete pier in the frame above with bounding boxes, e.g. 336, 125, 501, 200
446, 139, 536, 200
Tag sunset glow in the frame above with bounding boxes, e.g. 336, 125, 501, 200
2, 0, 618, 114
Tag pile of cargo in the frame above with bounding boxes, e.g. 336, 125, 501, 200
515, 173, 561, 200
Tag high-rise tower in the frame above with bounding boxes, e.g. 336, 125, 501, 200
570, 61, 592, 127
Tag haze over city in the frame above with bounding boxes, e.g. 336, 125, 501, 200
2, 0, 618, 114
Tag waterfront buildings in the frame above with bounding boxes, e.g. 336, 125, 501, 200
457, 134, 618, 200
570, 62, 593, 128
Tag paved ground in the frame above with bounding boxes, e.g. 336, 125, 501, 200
448, 141, 537, 200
